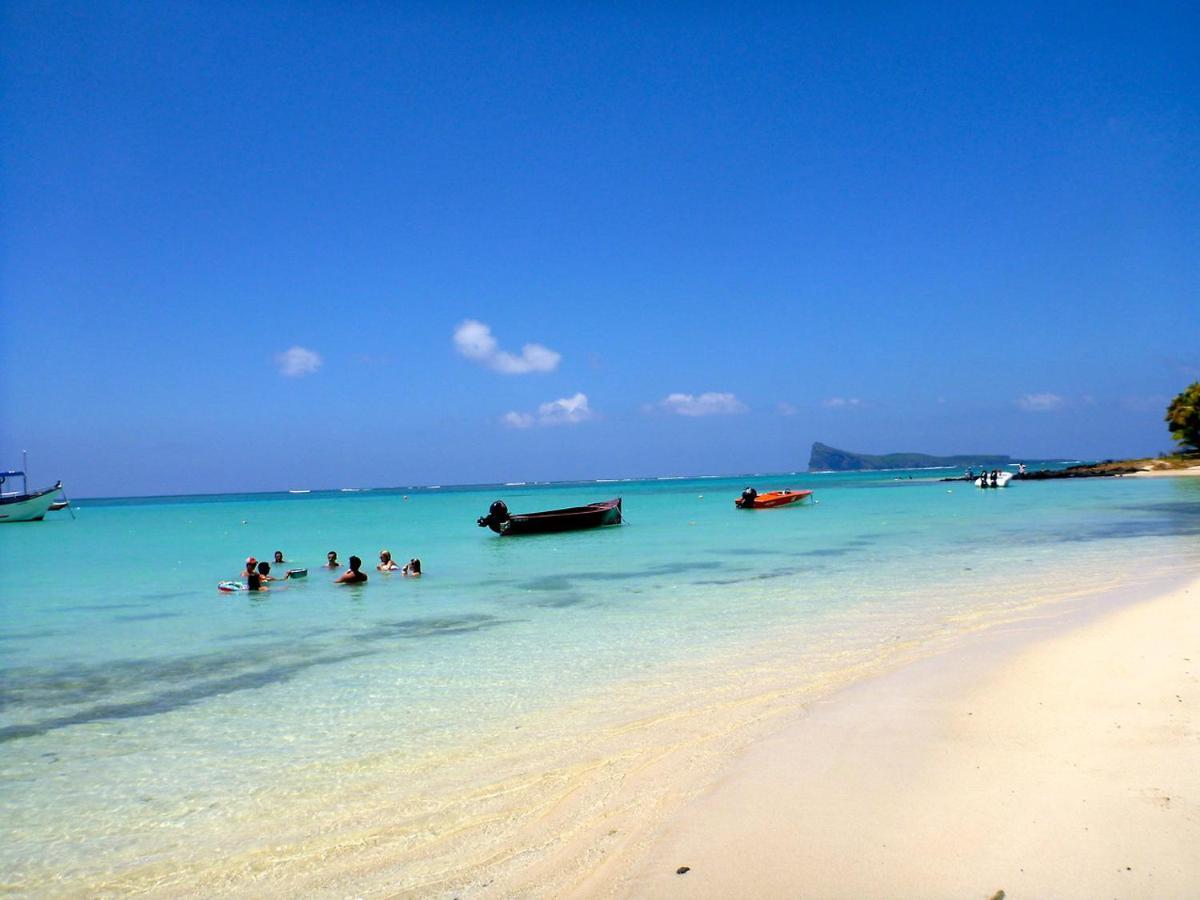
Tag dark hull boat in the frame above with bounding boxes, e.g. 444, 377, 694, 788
477, 498, 622, 536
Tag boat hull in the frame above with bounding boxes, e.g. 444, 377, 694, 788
0, 483, 64, 522
481, 498, 623, 536
974, 472, 1014, 488
735, 489, 813, 509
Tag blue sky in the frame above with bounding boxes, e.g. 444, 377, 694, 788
2, 2, 1197, 496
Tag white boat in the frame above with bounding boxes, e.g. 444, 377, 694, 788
974, 471, 1014, 489
0, 470, 65, 522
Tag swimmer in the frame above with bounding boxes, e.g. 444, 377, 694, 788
336, 555, 368, 584
325, 551, 340, 569
257, 561, 281, 582
377, 550, 400, 572
273, 550, 285, 564
402, 558, 422, 577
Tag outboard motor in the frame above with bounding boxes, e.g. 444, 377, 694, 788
477, 499, 511, 530
740, 487, 758, 509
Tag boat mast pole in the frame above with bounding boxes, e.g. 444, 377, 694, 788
22, 449, 27, 495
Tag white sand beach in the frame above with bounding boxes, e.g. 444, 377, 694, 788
596, 577, 1200, 899
1131, 464, 1200, 478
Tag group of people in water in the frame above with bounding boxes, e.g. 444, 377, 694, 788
324, 549, 422, 584
238, 549, 422, 590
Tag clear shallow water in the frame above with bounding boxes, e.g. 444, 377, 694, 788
1, 471, 1198, 893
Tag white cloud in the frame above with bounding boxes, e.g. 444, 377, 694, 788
502, 392, 594, 428
275, 346, 323, 377
501, 411, 535, 429
454, 319, 498, 360
537, 392, 594, 425
454, 319, 561, 375
1016, 392, 1065, 412
823, 397, 863, 409
777, 401, 798, 416
659, 392, 748, 417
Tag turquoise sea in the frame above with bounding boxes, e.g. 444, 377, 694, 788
2, 470, 1199, 894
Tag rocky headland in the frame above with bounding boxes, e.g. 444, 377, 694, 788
808, 442, 1017, 472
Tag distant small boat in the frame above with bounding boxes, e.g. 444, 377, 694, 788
735, 487, 813, 509
477, 498, 622, 536
0, 470, 64, 523
974, 472, 1014, 489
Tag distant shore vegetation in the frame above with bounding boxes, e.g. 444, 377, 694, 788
1166, 382, 1200, 455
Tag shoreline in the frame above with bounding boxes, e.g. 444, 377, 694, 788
597, 573, 1200, 898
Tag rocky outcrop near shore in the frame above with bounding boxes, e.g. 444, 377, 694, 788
1013, 462, 1143, 480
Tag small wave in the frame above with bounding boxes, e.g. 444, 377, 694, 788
504, 482, 527, 486
288, 489, 311, 494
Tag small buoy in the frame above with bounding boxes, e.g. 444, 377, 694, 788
698, 494, 703, 499
676, 866, 690, 875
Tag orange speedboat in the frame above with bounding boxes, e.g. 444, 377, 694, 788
734, 487, 813, 509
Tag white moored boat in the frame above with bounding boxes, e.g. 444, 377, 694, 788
974, 471, 1014, 489
0, 469, 65, 522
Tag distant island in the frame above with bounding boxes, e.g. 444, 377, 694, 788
809, 442, 1018, 472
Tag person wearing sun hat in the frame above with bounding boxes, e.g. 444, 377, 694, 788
241, 557, 264, 591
